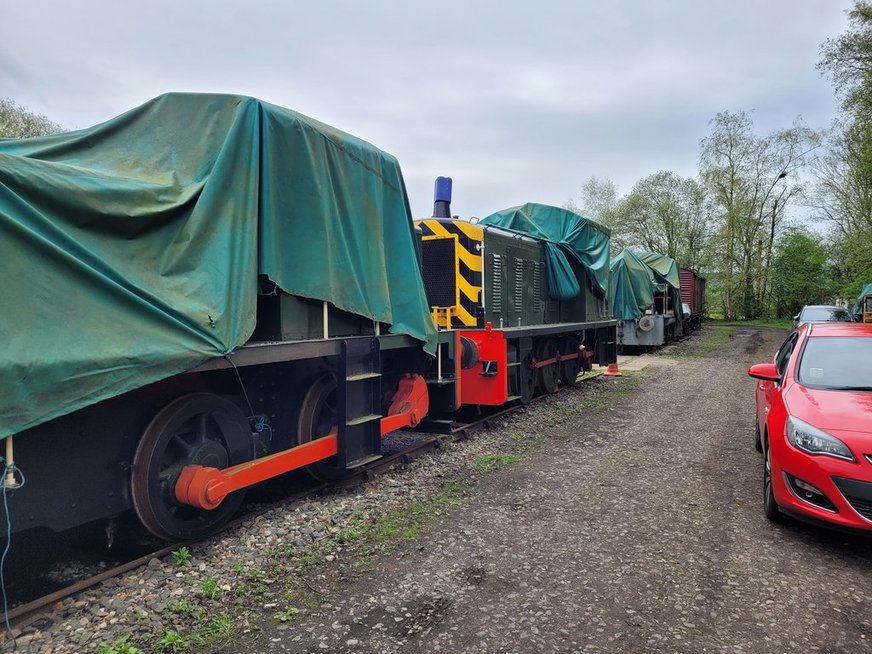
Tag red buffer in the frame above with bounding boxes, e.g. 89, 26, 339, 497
459, 323, 508, 406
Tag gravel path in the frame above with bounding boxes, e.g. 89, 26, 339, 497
5, 326, 871, 653
256, 326, 872, 653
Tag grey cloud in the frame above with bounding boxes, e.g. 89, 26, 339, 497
0, 0, 852, 218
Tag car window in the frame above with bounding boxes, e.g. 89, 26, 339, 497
799, 307, 852, 322
774, 333, 798, 377
797, 336, 872, 389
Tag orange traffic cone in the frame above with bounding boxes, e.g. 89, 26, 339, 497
603, 362, 622, 377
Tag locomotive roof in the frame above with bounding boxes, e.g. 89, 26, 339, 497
478, 203, 611, 299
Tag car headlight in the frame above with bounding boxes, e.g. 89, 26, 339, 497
786, 416, 855, 461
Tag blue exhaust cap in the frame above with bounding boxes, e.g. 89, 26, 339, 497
433, 176, 452, 218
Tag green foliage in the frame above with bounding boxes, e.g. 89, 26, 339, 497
0, 98, 63, 138
700, 111, 819, 320
267, 545, 297, 559
300, 553, 323, 567
474, 453, 522, 472
171, 547, 191, 567
273, 607, 300, 622
815, 3, 872, 299
166, 598, 194, 615
609, 172, 713, 271
818, 2, 872, 112
200, 576, 220, 600
156, 630, 187, 653
96, 636, 141, 654
770, 227, 830, 317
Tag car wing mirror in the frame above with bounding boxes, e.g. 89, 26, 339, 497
748, 362, 780, 382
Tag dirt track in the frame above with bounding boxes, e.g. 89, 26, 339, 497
261, 326, 872, 653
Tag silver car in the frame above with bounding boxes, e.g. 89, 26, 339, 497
792, 305, 855, 330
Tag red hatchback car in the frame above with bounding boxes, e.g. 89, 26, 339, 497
748, 322, 872, 533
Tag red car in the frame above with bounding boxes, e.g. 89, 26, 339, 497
748, 322, 872, 533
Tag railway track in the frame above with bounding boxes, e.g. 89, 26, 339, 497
2, 375, 602, 629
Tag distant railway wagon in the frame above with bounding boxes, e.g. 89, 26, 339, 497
0, 96, 617, 543
679, 268, 706, 329
610, 249, 685, 348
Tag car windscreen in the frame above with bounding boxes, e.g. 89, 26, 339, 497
797, 336, 872, 390
800, 307, 852, 322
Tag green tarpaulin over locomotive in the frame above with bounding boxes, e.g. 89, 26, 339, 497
479, 203, 611, 301
609, 249, 683, 320
609, 249, 657, 320
0, 93, 436, 438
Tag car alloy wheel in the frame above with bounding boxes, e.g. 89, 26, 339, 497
763, 439, 781, 522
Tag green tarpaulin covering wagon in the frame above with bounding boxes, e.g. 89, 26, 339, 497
609, 249, 685, 347
0, 93, 436, 439
0, 93, 439, 539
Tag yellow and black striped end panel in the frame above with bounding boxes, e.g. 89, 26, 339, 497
417, 219, 483, 327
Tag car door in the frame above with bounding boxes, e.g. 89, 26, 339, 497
757, 333, 798, 430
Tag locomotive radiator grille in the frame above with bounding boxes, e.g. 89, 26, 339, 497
492, 254, 502, 313
514, 258, 524, 312
532, 261, 542, 312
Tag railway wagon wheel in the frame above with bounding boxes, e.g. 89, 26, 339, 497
559, 337, 583, 387
296, 373, 350, 482
536, 339, 560, 395
132, 393, 252, 541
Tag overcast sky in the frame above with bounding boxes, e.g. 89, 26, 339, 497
0, 1, 854, 220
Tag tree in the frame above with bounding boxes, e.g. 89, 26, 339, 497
564, 176, 619, 223
0, 98, 62, 138
770, 227, 830, 318
608, 172, 712, 271
699, 111, 818, 319
815, 2, 872, 298
818, 1, 872, 114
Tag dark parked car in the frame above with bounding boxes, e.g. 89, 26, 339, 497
792, 305, 854, 330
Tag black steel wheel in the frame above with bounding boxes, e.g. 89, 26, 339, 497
536, 339, 560, 395
297, 373, 349, 481
559, 337, 582, 387
763, 437, 781, 522
131, 393, 252, 541
517, 351, 537, 404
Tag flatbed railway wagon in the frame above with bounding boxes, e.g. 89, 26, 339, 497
0, 96, 617, 544
679, 268, 706, 330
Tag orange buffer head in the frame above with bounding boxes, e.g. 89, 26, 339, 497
381, 373, 430, 435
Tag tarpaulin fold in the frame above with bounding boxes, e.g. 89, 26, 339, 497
0, 93, 436, 438
478, 203, 610, 300
609, 249, 657, 320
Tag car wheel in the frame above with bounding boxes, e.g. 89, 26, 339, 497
763, 437, 781, 522
754, 418, 763, 453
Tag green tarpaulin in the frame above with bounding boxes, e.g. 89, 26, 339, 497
636, 251, 683, 318
478, 203, 610, 300
609, 249, 657, 320
0, 93, 436, 438
636, 251, 681, 289
851, 283, 872, 318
